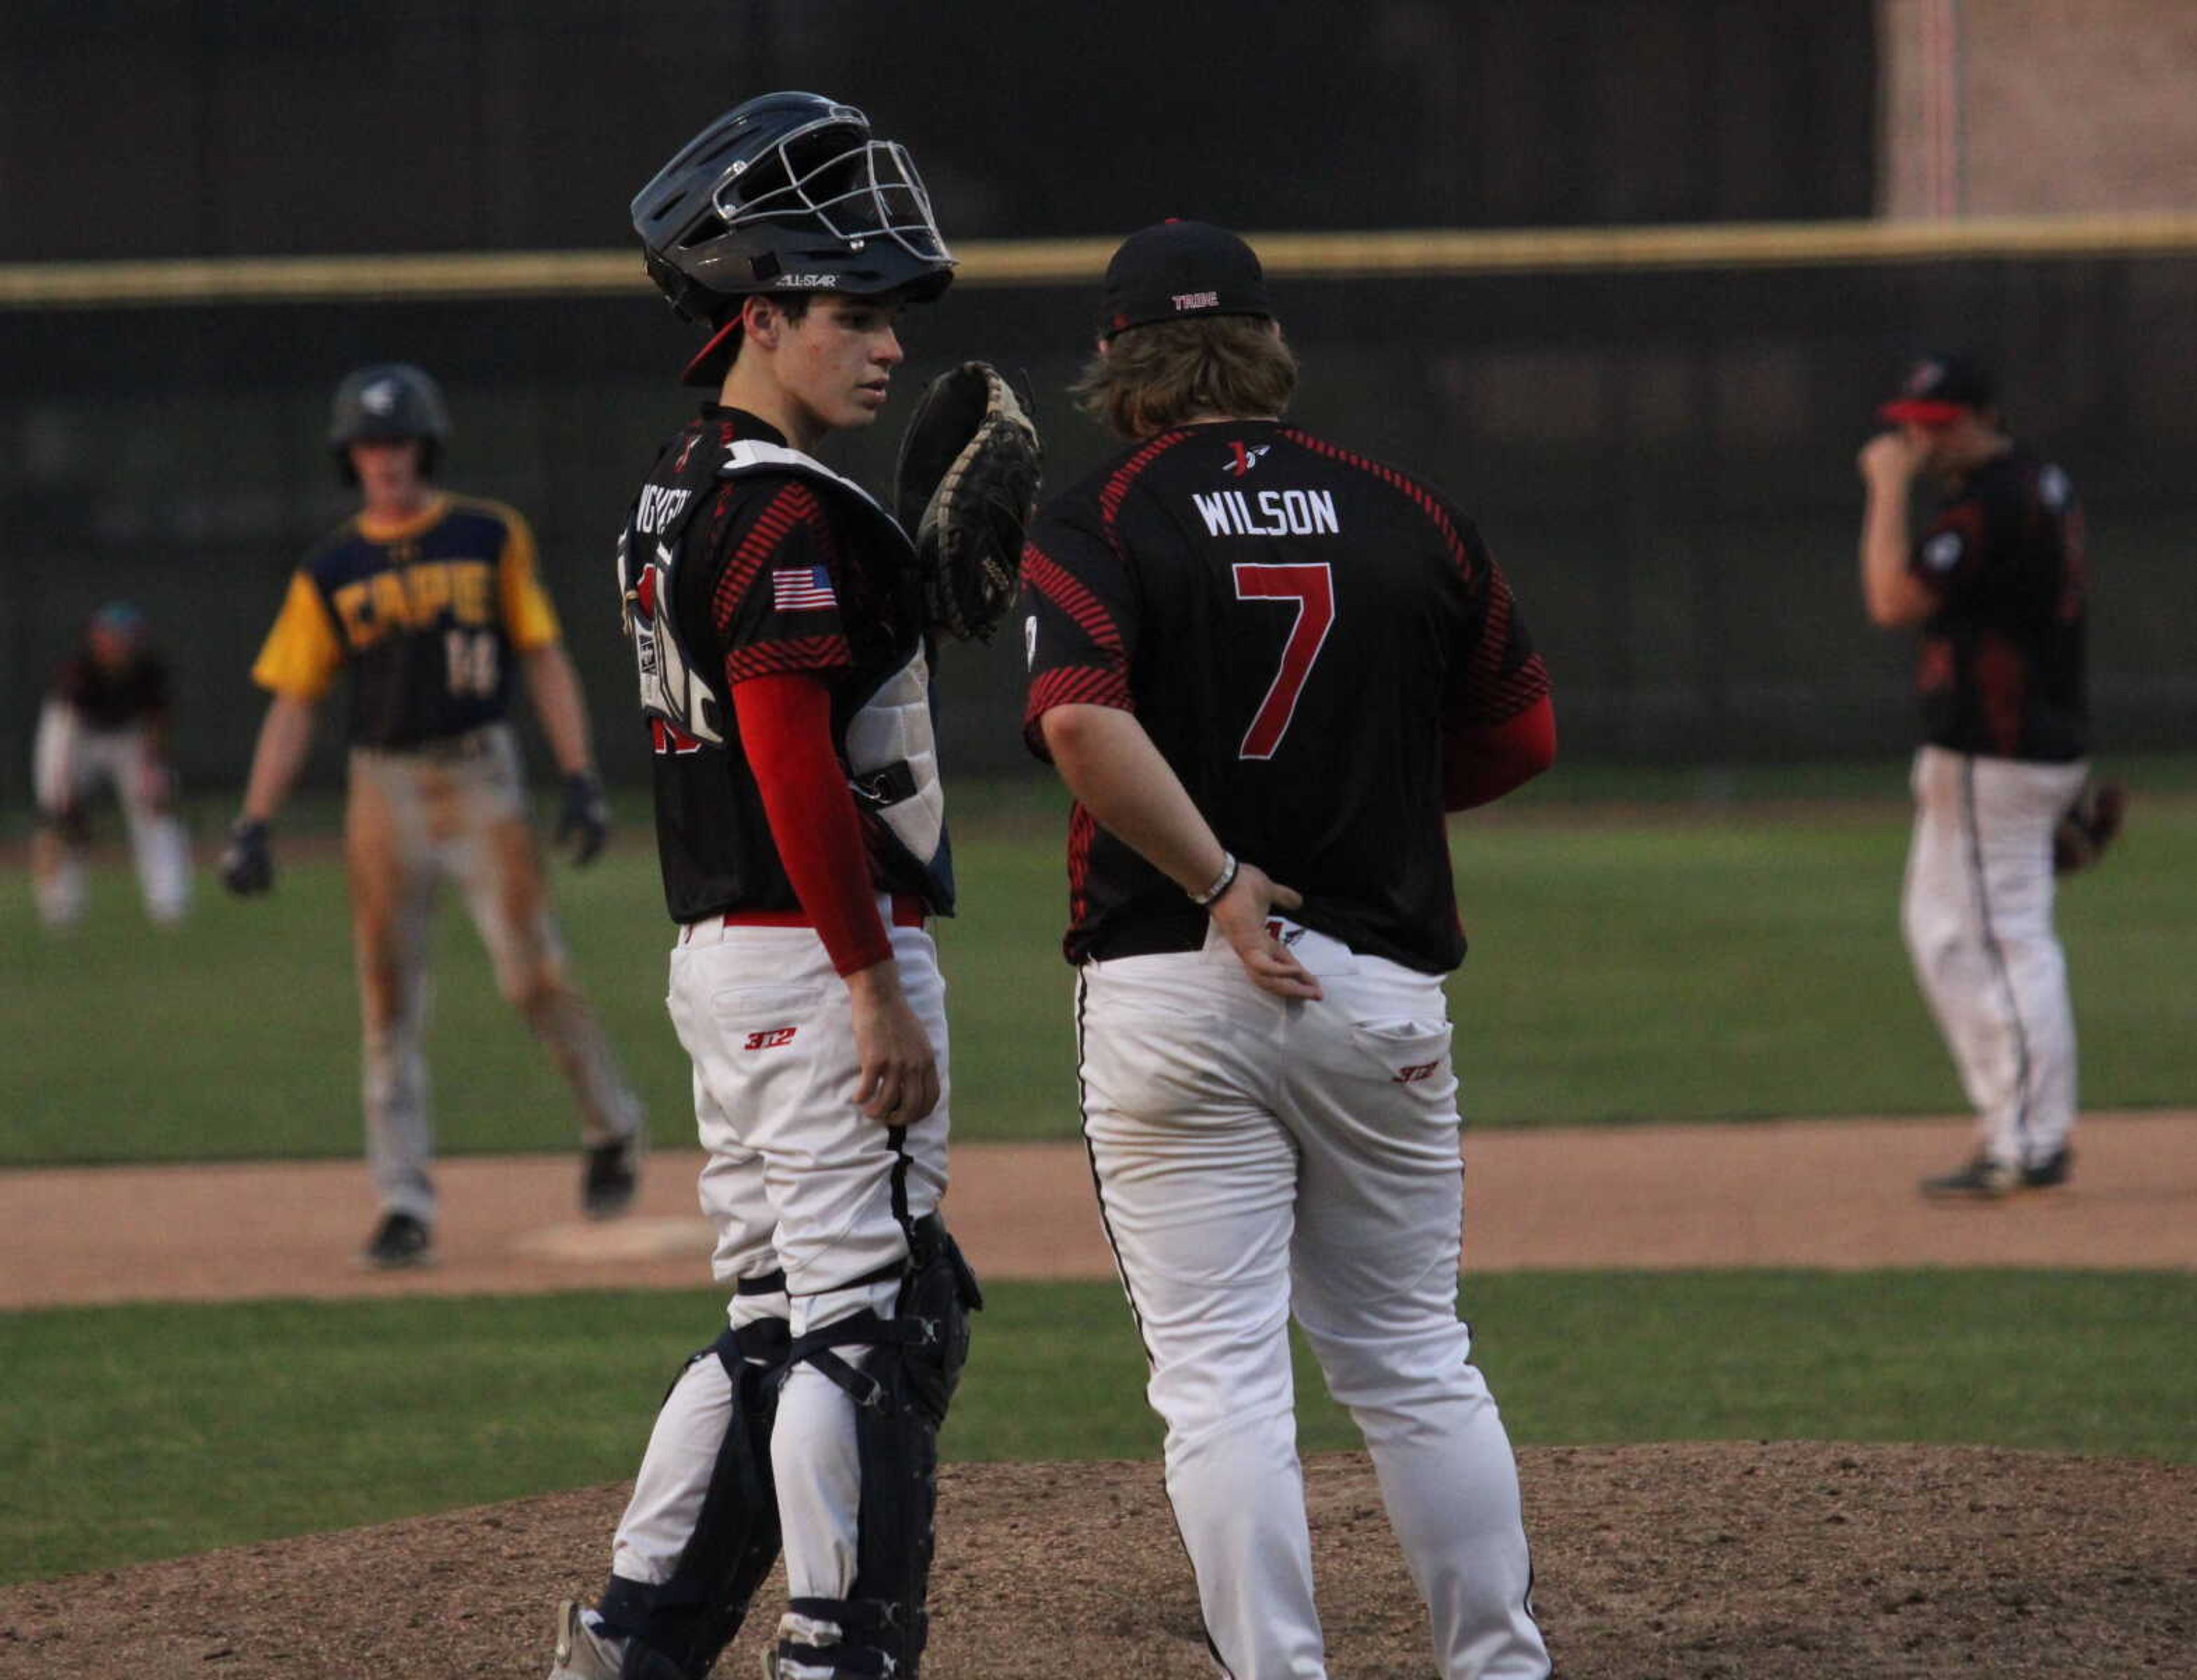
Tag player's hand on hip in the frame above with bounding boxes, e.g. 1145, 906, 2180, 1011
1211, 862, 1324, 1001
555, 770, 610, 867
218, 819, 274, 896
846, 960, 942, 1124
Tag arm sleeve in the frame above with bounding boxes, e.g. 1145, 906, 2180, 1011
1018, 498, 1139, 762
1443, 692, 1556, 811
732, 673, 892, 976
494, 505, 565, 651
249, 571, 348, 700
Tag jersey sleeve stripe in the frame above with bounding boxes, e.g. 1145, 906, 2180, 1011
713, 482, 828, 634
726, 633, 854, 685
1022, 667, 1136, 762
1460, 567, 1551, 723
1021, 546, 1125, 652
1281, 427, 1477, 582
1097, 429, 1195, 554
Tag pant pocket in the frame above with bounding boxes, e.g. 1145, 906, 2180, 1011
1346, 1017, 1456, 1094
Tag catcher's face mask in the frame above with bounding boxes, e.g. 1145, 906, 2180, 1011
716, 113, 953, 276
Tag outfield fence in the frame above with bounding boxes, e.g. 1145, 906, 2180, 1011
5, 216, 2195, 807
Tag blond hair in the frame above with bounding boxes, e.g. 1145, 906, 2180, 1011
1074, 315, 1298, 439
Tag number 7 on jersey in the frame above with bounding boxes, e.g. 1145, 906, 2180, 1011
1232, 563, 1335, 760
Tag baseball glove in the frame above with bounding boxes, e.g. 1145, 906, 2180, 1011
2052, 779, 2126, 875
893, 361, 1043, 643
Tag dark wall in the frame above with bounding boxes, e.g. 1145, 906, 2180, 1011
27, 2, 2192, 812
0, 0, 1874, 261
6, 251, 2194, 815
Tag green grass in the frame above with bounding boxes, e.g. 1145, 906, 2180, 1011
2, 1270, 2191, 1586
3, 771, 2191, 1164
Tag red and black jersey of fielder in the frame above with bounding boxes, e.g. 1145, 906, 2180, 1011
1909, 444, 2088, 762
1021, 419, 1549, 974
619, 405, 933, 925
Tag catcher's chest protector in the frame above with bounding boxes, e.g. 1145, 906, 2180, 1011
621, 438, 954, 912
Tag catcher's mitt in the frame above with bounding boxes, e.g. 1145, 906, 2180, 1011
2052, 779, 2125, 875
893, 361, 1042, 642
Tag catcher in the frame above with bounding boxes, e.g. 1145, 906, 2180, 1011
548, 92, 1036, 1680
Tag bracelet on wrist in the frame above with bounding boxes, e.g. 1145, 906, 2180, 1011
1188, 852, 1239, 908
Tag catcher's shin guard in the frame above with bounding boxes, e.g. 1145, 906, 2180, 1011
597, 1313, 791, 1678
771, 1214, 982, 1676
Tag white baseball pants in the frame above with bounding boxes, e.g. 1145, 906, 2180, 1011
1902, 744, 2090, 1171
612, 914, 949, 1611
1077, 923, 1549, 1680
31, 702, 191, 926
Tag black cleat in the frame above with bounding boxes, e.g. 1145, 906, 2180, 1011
1920, 1155, 2019, 1200
358, 1210, 434, 1269
2021, 1146, 2073, 1189
582, 1134, 641, 1220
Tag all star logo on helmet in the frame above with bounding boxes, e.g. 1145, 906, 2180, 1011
1226, 442, 1271, 478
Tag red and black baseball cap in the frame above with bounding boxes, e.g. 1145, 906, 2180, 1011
1098, 219, 1272, 341
1878, 352, 1996, 425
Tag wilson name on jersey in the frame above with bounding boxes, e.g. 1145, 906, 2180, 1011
251, 495, 562, 748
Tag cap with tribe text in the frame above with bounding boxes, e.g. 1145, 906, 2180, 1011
1099, 219, 1272, 341
1878, 352, 1997, 425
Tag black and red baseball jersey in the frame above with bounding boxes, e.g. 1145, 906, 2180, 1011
51, 648, 168, 730
1020, 419, 1548, 974
251, 496, 562, 748
1909, 446, 2088, 762
618, 404, 950, 925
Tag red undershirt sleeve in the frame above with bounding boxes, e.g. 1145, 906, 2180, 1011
1442, 692, 1557, 812
732, 672, 891, 976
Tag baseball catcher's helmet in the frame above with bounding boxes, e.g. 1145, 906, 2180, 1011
632, 92, 955, 385
328, 364, 451, 483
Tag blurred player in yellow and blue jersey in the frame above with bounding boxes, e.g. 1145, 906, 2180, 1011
221, 363, 645, 1269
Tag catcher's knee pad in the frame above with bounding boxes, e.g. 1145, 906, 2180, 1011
773, 1214, 983, 1676
598, 1312, 791, 1679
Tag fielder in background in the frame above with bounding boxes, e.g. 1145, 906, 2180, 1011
1020, 220, 1557, 1680
548, 92, 991, 1680
219, 363, 645, 1269
30, 601, 192, 929
1858, 352, 2117, 1200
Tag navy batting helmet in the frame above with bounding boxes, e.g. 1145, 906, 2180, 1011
632, 92, 955, 386
328, 364, 451, 483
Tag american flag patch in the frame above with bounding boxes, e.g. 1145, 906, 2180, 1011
771, 565, 838, 613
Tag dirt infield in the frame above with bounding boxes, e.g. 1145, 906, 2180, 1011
4, 1113, 2192, 1678
3, 1111, 2194, 1309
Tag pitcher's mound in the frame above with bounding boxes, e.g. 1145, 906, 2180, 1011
511, 1216, 716, 1264
2, 1443, 2191, 1678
